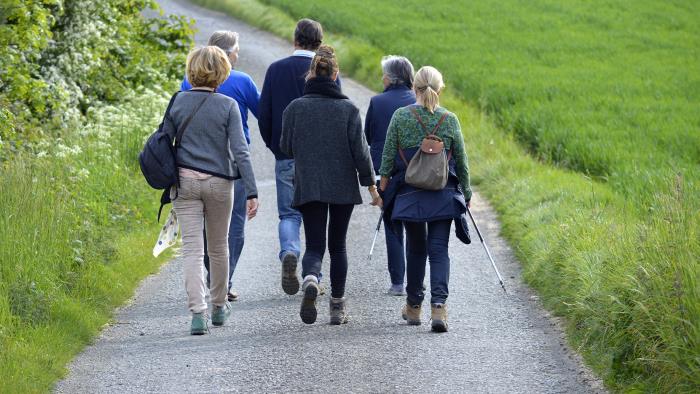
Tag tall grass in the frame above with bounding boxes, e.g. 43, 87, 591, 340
0, 87, 173, 393
191, 0, 700, 391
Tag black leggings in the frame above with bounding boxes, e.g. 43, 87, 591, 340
298, 202, 355, 298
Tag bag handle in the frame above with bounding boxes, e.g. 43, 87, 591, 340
174, 91, 213, 148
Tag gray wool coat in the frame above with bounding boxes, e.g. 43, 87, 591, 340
280, 94, 376, 207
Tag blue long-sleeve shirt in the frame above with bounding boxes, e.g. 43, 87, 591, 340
182, 70, 260, 144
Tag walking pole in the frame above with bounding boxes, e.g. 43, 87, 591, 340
367, 211, 384, 261
466, 207, 507, 293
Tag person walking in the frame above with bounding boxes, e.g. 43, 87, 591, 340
165, 46, 259, 335
364, 55, 416, 296
280, 45, 380, 325
379, 66, 471, 333
181, 31, 260, 302
259, 19, 340, 295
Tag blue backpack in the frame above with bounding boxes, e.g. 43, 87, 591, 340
139, 91, 212, 220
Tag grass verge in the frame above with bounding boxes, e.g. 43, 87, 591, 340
191, 0, 699, 391
0, 87, 175, 393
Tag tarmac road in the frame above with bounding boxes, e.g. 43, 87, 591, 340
55, 1, 605, 392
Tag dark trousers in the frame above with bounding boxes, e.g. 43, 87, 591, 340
404, 219, 452, 305
378, 181, 406, 285
298, 202, 354, 299
385, 218, 406, 285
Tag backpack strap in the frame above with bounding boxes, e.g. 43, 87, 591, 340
410, 107, 449, 136
396, 126, 409, 166
174, 91, 213, 147
398, 141, 409, 166
156, 91, 181, 134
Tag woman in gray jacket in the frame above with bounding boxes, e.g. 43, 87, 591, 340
280, 45, 380, 325
163, 46, 259, 335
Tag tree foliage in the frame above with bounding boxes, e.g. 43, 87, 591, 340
0, 0, 194, 157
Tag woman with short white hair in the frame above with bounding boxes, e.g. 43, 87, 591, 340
379, 66, 472, 332
364, 55, 416, 296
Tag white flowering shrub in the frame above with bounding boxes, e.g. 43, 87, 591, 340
0, 0, 193, 159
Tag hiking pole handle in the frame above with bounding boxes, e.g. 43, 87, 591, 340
368, 211, 383, 261
467, 207, 507, 293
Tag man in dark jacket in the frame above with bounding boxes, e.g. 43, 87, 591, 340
259, 19, 340, 295
364, 55, 416, 296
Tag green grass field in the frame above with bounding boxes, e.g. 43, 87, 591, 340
262, 0, 700, 203
191, 0, 700, 391
0, 88, 173, 393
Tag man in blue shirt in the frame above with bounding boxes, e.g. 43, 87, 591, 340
259, 19, 339, 295
364, 55, 416, 296
182, 31, 260, 302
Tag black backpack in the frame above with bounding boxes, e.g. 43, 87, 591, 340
139, 91, 212, 220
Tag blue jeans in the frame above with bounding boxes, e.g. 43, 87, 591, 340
404, 219, 452, 305
275, 159, 302, 260
204, 178, 246, 289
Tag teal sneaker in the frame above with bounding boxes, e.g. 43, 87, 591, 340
190, 312, 208, 335
211, 301, 232, 326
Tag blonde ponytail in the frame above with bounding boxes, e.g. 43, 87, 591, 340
414, 66, 444, 113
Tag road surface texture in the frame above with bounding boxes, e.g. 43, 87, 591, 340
56, 1, 605, 392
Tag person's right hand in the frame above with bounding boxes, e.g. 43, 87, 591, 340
247, 198, 259, 220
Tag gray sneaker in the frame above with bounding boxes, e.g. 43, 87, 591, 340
211, 301, 232, 326
281, 252, 300, 295
388, 284, 406, 296
300, 277, 319, 324
329, 297, 349, 325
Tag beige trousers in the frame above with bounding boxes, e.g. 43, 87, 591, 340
172, 177, 234, 313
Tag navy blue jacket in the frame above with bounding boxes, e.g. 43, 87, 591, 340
381, 147, 467, 223
364, 84, 416, 173
259, 54, 341, 160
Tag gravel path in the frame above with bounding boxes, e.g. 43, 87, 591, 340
55, 1, 605, 392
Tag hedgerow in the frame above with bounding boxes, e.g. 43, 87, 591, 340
0, 0, 192, 157
0, 1, 193, 391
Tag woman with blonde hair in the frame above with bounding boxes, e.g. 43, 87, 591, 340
182, 31, 260, 303
379, 66, 472, 332
163, 46, 259, 335
280, 45, 379, 325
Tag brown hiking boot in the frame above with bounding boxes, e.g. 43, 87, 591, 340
430, 303, 448, 332
299, 277, 319, 324
329, 297, 349, 325
401, 303, 422, 325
